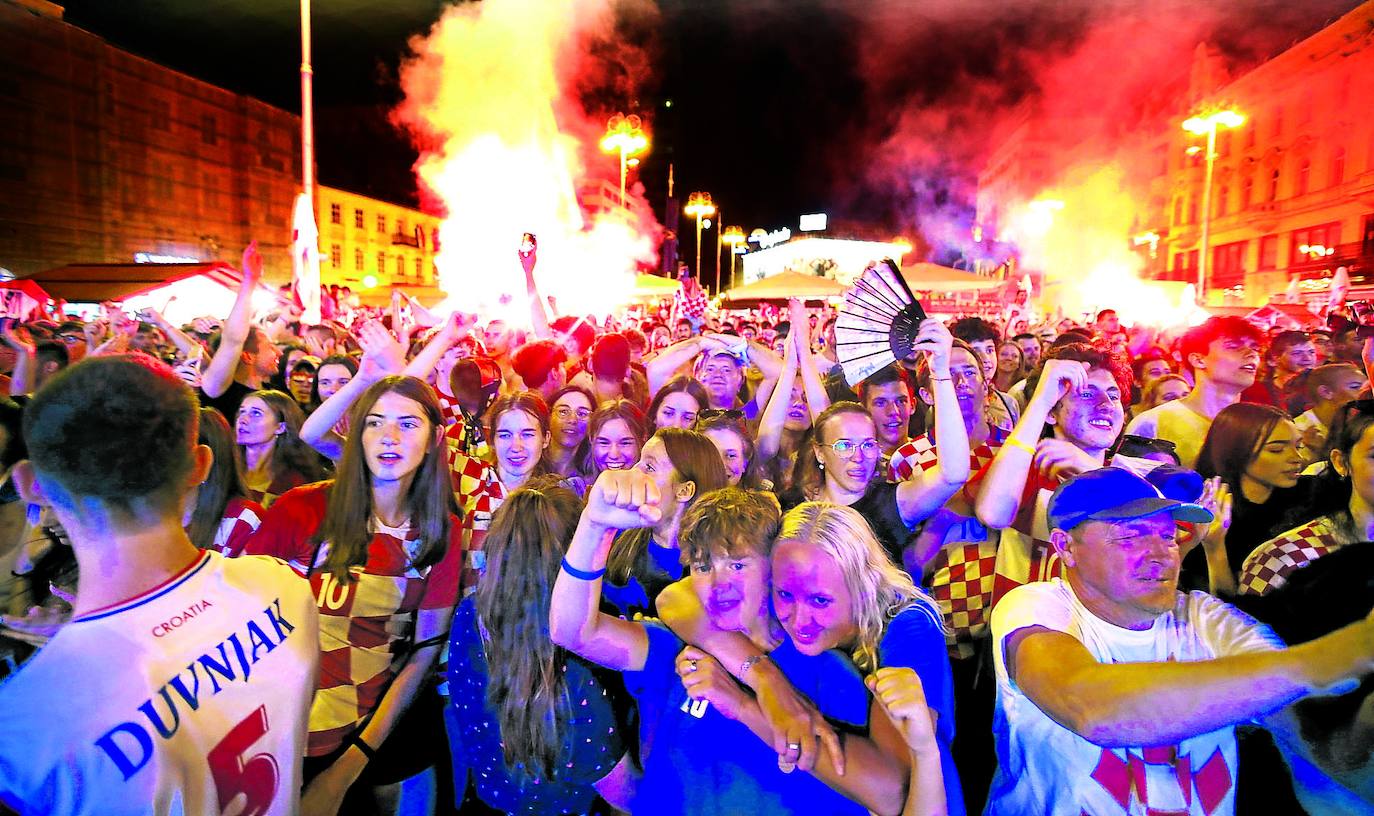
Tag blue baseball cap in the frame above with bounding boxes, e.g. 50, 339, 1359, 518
1047, 467, 1213, 532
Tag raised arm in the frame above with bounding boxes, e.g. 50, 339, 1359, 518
974, 359, 1085, 530
896, 320, 970, 526
1, 323, 36, 397
756, 330, 800, 461
139, 307, 202, 361
1007, 614, 1374, 748
549, 470, 664, 671
645, 335, 710, 395
201, 242, 262, 398
401, 312, 475, 380
787, 299, 830, 422
521, 238, 551, 338
869, 667, 949, 816
299, 320, 403, 460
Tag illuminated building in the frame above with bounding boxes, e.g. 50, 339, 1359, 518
0, 0, 301, 280
315, 185, 442, 296
1162, 3, 1374, 305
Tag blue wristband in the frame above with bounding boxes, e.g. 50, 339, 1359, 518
560, 558, 606, 581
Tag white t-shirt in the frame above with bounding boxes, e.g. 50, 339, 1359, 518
986, 578, 1284, 816
1126, 400, 1216, 469
0, 551, 319, 816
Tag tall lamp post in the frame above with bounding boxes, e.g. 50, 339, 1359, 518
600, 114, 649, 209
1183, 108, 1245, 304
684, 191, 715, 284
722, 225, 745, 291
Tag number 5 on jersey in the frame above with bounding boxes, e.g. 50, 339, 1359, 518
208, 706, 279, 816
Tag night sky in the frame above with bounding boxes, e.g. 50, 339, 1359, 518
59, 0, 1360, 261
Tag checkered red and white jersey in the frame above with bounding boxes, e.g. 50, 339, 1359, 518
449, 451, 507, 597
214, 496, 265, 557
242, 482, 463, 757
891, 425, 1008, 660
1238, 515, 1346, 596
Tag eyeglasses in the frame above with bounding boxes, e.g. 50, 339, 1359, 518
698, 408, 744, 421
824, 438, 880, 459
554, 406, 591, 420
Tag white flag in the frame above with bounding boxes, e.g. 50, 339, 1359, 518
292, 192, 322, 325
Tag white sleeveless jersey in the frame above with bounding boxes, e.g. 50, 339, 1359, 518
0, 551, 319, 816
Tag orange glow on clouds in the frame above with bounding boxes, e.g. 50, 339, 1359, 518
394, 0, 659, 322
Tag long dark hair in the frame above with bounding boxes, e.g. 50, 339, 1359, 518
311, 354, 358, 404
606, 428, 728, 588
242, 389, 328, 485
1195, 402, 1290, 494
474, 478, 582, 778
1312, 401, 1374, 529
693, 411, 765, 489
187, 408, 249, 550
647, 376, 709, 435
574, 399, 646, 478
313, 376, 456, 583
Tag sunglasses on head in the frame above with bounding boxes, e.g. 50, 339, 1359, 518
698, 408, 744, 421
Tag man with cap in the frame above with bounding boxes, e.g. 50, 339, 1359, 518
985, 466, 1374, 815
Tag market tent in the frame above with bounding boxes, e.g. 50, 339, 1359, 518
721, 270, 846, 305
900, 262, 1005, 292
28, 262, 286, 324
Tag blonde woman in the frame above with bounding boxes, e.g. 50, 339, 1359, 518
659, 501, 961, 815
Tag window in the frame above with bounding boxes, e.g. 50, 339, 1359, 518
201, 173, 220, 211
1245, 122, 1256, 149
354, 248, 364, 271
1290, 222, 1342, 266
1188, 196, 1199, 225
151, 99, 170, 131
329, 203, 342, 225
377, 251, 386, 273
1268, 168, 1280, 202
330, 244, 342, 268
354, 208, 364, 228
1272, 106, 1283, 138
396, 218, 406, 235
1296, 159, 1311, 197
1212, 241, 1246, 288
377, 214, 386, 232
414, 257, 422, 278
1241, 175, 1253, 210
200, 114, 217, 145
1218, 130, 1231, 157
1216, 185, 1228, 217
1173, 197, 1184, 226
1331, 148, 1346, 186
395, 256, 404, 276
1259, 234, 1279, 269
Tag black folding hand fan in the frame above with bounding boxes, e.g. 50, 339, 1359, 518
834, 258, 927, 386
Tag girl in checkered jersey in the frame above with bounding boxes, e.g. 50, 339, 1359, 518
244, 375, 464, 815
1238, 400, 1374, 597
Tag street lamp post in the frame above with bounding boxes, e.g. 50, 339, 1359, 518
722, 225, 745, 290
684, 191, 715, 285
1183, 109, 1245, 304
600, 114, 649, 209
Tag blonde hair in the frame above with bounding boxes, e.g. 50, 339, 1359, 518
777, 501, 946, 673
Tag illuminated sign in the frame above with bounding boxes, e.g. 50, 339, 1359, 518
799, 213, 827, 232
749, 228, 791, 249
134, 252, 200, 264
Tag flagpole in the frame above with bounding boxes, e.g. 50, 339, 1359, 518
300, 0, 314, 200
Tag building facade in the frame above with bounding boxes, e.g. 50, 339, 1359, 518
1162, 2, 1374, 305
0, 0, 301, 281
316, 185, 441, 293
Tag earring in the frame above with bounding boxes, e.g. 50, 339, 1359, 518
817, 461, 825, 471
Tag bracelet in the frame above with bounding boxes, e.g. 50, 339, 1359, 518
740, 653, 770, 678
346, 733, 377, 762
560, 558, 606, 581
1005, 437, 1037, 456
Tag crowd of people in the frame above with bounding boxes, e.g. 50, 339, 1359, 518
0, 242, 1372, 816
